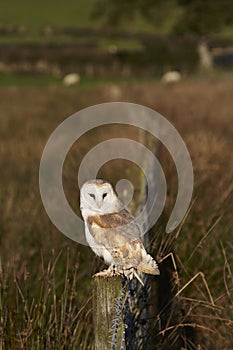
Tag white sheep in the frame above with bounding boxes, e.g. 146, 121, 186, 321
63, 73, 80, 86
161, 71, 181, 84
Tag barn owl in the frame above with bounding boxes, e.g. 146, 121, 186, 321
80, 179, 159, 283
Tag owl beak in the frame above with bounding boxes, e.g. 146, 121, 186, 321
96, 198, 103, 209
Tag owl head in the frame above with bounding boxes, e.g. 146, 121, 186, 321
80, 179, 122, 217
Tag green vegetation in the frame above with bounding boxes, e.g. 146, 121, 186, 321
0, 0, 97, 33
1, 0, 232, 42
0, 73, 156, 88
0, 0, 155, 45
94, 0, 233, 36
0, 72, 62, 87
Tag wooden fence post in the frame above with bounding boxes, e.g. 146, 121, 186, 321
93, 275, 124, 350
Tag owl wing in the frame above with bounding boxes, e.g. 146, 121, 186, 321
87, 209, 159, 275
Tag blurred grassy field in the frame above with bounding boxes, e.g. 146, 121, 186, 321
0, 0, 153, 47
1, 0, 232, 43
0, 0, 97, 33
0, 79, 233, 348
0, 0, 171, 49
0, 73, 156, 88
0, 0, 174, 37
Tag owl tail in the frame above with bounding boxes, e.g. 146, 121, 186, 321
137, 253, 160, 276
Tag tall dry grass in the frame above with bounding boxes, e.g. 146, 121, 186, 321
0, 79, 232, 349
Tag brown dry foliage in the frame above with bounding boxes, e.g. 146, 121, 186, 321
0, 80, 232, 349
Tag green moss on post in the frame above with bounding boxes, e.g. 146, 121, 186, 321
93, 275, 124, 350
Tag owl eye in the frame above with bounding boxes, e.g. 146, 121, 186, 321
89, 193, 95, 200
102, 193, 108, 199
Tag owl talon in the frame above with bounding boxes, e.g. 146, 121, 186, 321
94, 265, 122, 278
